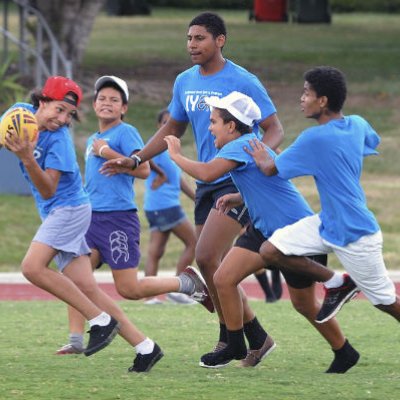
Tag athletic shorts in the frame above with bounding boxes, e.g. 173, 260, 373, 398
145, 205, 187, 232
235, 224, 327, 289
269, 214, 396, 305
33, 204, 92, 272
85, 210, 141, 270
195, 178, 249, 226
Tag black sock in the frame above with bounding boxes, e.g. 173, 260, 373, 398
243, 317, 268, 350
219, 323, 228, 344
271, 269, 282, 299
255, 271, 275, 300
226, 328, 247, 359
326, 339, 360, 374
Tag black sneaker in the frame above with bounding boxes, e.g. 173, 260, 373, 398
128, 343, 164, 373
316, 274, 360, 324
180, 266, 215, 313
84, 317, 120, 357
199, 345, 246, 369
326, 340, 360, 373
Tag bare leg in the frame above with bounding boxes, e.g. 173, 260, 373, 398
21, 242, 103, 320
111, 267, 180, 300
195, 209, 248, 320
260, 241, 334, 282
145, 230, 170, 277
287, 285, 345, 349
171, 219, 196, 274
375, 299, 400, 321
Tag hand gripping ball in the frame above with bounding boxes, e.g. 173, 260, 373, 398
0, 107, 39, 146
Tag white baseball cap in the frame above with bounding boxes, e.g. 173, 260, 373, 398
94, 75, 129, 101
205, 91, 261, 127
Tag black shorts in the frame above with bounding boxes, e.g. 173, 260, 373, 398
194, 178, 250, 227
235, 224, 328, 289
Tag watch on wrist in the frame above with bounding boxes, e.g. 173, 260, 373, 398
129, 154, 142, 169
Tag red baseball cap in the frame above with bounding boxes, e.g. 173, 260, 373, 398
42, 76, 83, 107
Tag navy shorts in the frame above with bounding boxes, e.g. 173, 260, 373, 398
145, 205, 187, 232
195, 178, 249, 226
235, 224, 328, 289
85, 210, 141, 270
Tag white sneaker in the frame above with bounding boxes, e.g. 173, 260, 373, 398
144, 298, 164, 305
167, 292, 197, 305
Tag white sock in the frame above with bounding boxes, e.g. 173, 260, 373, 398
324, 272, 344, 289
88, 312, 111, 327
135, 337, 155, 355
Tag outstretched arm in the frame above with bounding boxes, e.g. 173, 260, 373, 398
101, 117, 188, 174
164, 135, 237, 182
92, 139, 150, 179
244, 138, 278, 176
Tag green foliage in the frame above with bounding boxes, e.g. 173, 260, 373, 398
0, 59, 26, 114
148, 0, 252, 9
331, 0, 400, 13
0, 300, 399, 400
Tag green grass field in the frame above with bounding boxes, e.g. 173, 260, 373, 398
0, 300, 399, 400
1, 9, 400, 271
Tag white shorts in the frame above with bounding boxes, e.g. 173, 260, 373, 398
269, 214, 396, 305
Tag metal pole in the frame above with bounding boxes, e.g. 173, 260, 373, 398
3, 0, 9, 63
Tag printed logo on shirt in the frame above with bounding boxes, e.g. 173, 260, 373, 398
109, 230, 130, 264
184, 90, 223, 113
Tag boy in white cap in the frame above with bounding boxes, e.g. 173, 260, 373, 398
56, 76, 213, 373
164, 91, 359, 373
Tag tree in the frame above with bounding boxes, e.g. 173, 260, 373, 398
30, 0, 106, 77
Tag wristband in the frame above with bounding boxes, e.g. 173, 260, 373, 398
98, 144, 109, 158
129, 154, 142, 169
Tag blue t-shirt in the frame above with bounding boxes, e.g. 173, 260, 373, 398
144, 149, 182, 211
169, 59, 277, 184
3, 102, 89, 219
216, 133, 313, 238
275, 115, 380, 246
85, 122, 144, 211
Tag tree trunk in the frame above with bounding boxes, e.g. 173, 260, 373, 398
31, 0, 105, 77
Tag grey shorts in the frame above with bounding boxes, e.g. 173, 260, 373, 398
33, 204, 92, 272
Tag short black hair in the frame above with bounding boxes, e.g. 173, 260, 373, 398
157, 108, 170, 124
189, 12, 227, 38
304, 66, 347, 113
94, 81, 128, 105
217, 108, 251, 135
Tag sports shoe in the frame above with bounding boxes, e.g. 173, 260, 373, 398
316, 274, 360, 324
213, 341, 227, 352
167, 292, 197, 305
84, 317, 120, 357
326, 339, 360, 374
144, 297, 164, 305
240, 335, 276, 367
199, 345, 247, 369
180, 266, 215, 313
128, 343, 164, 373
55, 343, 84, 355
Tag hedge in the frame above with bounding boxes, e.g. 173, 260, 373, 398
148, 0, 400, 13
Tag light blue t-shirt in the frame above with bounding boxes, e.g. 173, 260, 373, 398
85, 122, 144, 211
169, 59, 277, 184
216, 133, 313, 238
275, 115, 380, 246
144, 149, 182, 211
3, 102, 89, 219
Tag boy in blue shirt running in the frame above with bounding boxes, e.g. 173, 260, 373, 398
247, 66, 400, 324
164, 91, 359, 372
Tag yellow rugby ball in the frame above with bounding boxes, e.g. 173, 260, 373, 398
0, 107, 38, 146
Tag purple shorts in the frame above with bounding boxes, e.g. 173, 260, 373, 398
85, 210, 141, 270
